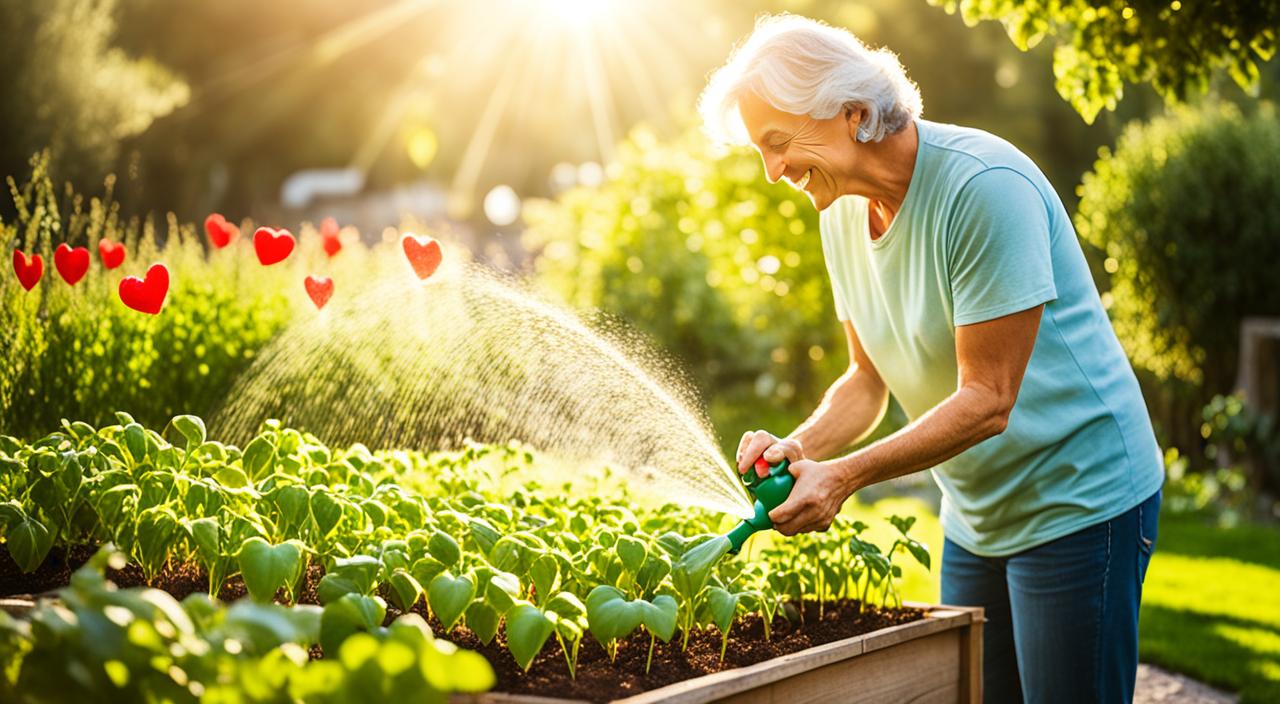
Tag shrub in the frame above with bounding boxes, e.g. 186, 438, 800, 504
1075, 102, 1280, 395
0, 0, 188, 196
523, 126, 847, 410
0, 154, 359, 438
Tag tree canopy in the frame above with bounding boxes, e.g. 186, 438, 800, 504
930, 0, 1279, 122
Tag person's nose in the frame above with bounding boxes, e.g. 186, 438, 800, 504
762, 151, 786, 185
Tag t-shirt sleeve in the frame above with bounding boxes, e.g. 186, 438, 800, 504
947, 167, 1057, 327
818, 206, 851, 321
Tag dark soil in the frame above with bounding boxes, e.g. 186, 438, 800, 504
2, 549, 925, 703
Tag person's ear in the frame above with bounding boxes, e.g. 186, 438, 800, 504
844, 105, 869, 143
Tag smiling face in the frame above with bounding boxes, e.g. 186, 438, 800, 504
737, 90, 863, 212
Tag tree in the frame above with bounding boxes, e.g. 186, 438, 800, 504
929, 0, 1279, 123
0, 0, 188, 202
1075, 101, 1280, 448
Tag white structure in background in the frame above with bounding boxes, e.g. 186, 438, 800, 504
272, 168, 460, 253
483, 185, 522, 226
281, 168, 366, 209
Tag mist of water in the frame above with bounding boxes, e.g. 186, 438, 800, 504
210, 254, 753, 518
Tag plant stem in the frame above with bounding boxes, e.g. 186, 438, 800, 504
646, 635, 655, 674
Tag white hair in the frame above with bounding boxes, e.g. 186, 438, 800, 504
699, 14, 922, 145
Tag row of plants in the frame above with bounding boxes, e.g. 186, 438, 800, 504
0, 155, 451, 439
0, 546, 494, 703
0, 414, 930, 697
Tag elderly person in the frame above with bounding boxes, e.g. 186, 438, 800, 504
701, 14, 1163, 704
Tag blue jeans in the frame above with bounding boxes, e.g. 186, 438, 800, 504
941, 489, 1161, 704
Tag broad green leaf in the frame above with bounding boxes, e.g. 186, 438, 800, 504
427, 530, 461, 567
465, 601, 501, 645
529, 553, 558, 601
505, 603, 554, 671
135, 506, 181, 579
672, 535, 730, 602
615, 536, 647, 574
329, 555, 380, 593
903, 539, 931, 571
171, 415, 206, 449
123, 424, 147, 465
315, 575, 361, 606
698, 587, 739, 634
310, 490, 343, 538
387, 570, 424, 611
428, 572, 475, 631
418, 623, 496, 692
585, 585, 643, 645
188, 516, 220, 562
213, 466, 251, 489
7, 515, 53, 573
641, 595, 678, 642
468, 519, 501, 555
635, 553, 671, 595
410, 557, 447, 589
238, 537, 304, 603
485, 570, 521, 613
319, 593, 386, 655
271, 485, 310, 530
544, 591, 586, 621
242, 436, 275, 479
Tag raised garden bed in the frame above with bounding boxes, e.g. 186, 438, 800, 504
0, 418, 959, 703
473, 603, 983, 704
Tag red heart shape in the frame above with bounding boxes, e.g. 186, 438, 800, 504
12, 250, 43, 291
98, 239, 126, 269
402, 234, 442, 280
118, 263, 170, 315
54, 243, 90, 286
254, 227, 296, 266
204, 213, 239, 249
305, 275, 334, 309
323, 234, 342, 258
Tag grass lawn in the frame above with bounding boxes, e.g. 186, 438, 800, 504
1140, 511, 1280, 703
850, 499, 1280, 703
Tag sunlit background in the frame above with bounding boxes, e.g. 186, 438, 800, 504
3, 1, 1280, 698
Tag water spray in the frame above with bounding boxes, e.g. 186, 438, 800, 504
725, 457, 795, 554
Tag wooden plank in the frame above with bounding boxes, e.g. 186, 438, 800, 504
473, 605, 983, 704
719, 629, 962, 704
613, 629, 868, 704
616, 607, 978, 704
960, 607, 984, 704
861, 608, 971, 654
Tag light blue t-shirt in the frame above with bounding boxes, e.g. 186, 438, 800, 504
819, 118, 1164, 557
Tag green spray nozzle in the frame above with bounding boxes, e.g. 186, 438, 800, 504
725, 457, 795, 554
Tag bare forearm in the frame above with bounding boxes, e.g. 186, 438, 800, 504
831, 383, 1008, 493
788, 366, 889, 461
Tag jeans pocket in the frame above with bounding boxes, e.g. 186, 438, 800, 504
1137, 489, 1161, 584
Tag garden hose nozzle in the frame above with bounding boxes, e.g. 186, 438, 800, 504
725, 457, 794, 554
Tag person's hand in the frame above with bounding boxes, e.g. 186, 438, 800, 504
767, 459, 851, 535
736, 430, 805, 478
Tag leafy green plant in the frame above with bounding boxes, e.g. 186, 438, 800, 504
0, 545, 494, 703
0, 414, 933, 689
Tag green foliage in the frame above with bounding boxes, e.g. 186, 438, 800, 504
0, 546, 494, 703
523, 126, 847, 407
1075, 102, 1280, 395
0, 414, 931, 692
0, 0, 188, 191
930, 0, 1280, 123
1201, 393, 1280, 496
0, 155, 374, 438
